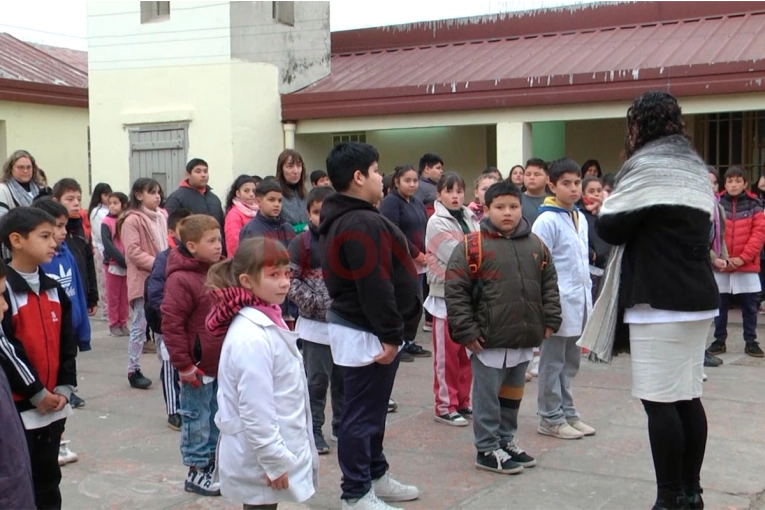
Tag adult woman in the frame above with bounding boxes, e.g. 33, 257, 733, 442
0, 150, 45, 216
509, 164, 525, 187
223, 174, 259, 256
275, 149, 309, 232
89, 182, 114, 320
587, 92, 717, 510
581, 159, 602, 178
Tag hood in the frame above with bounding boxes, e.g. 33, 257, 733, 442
180, 180, 210, 195
318, 193, 379, 235
538, 196, 578, 214
66, 215, 84, 235
480, 215, 531, 239
166, 246, 214, 278
206, 287, 285, 342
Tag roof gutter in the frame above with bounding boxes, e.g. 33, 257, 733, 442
0, 78, 88, 108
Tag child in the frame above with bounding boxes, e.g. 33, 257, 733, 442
532, 158, 595, 439
223, 174, 258, 256
425, 172, 479, 427
145, 208, 192, 431
310, 169, 331, 187
579, 176, 610, 301
160, 215, 223, 496
707, 167, 765, 358
468, 174, 500, 223
206, 236, 318, 508
446, 181, 562, 474
119, 178, 168, 390
601, 173, 615, 199
0, 207, 78, 508
705, 168, 726, 370
521, 158, 549, 225
239, 180, 297, 244
88, 182, 112, 321
288, 186, 342, 455
102, 192, 129, 337
320, 142, 421, 509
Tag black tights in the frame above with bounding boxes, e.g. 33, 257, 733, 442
641, 398, 708, 492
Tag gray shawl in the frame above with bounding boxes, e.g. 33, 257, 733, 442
577, 135, 716, 362
7, 178, 40, 207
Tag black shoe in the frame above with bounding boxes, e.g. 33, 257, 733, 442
457, 407, 473, 420
475, 449, 524, 475
184, 466, 220, 496
652, 488, 687, 510
128, 370, 152, 389
399, 350, 415, 362
167, 414, 182, 431
69, 393, 85, 408
703, 351, 723, 367
683, 487, 704, 510
706, 339, 726, 355
315, 434, 330, 455
745, 341, 765, 358
502, 441, 537, 467
406, 342, 432, 358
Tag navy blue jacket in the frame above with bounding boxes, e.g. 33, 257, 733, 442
379, 190, 428, 257
145, 241, 177, 334
239, 211, 296, 245
0, 363, 34, 509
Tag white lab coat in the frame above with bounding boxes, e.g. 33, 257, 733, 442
532, 207, 592, 337
215, 307, 318, 506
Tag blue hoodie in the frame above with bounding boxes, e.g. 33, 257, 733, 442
41, 241, 92, 351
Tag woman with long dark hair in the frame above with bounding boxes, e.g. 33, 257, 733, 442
583, 92, 718, 509
275, 149, 309, 232
223, 174, 258, 256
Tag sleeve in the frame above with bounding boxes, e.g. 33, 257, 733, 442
239, 219, 255, 242
224, 209, 242, 257
595, 209, 651, 246
56, 288, 79, 388
84, 240, 98, 308
0, 185, 14, 218
122, 218, 156, 271
425, 218, 463, 278
164, 191, 181, 216
444, 240, 480, 345
160, 273, 196, 370
539, 241, 563, 332
288, 235, 330, 320
101, 223, 126, 268
720, 215, 729, 260
283, 224, 296, 243
531, 214, 559, 252
0, 295, 46, 402
740, 206, 765, 264
146, 252, 167, 311
232, 335, 298, 480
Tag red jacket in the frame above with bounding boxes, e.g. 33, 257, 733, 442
160, 248, 223, 376
0, 267, 78, 412
719, 190, 765, 273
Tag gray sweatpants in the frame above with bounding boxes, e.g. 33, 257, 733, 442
537, 335, 581, 425
302, 340, 344, 439
471, 355, 529, 453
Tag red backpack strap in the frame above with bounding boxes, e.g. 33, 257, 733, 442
464, 231, 483, 276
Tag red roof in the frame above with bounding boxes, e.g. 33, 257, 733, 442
30, 43, 88, 75
0, 33, 87, 88
282, 1, 765, 120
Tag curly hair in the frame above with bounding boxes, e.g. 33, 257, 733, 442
624, 91, 687, 158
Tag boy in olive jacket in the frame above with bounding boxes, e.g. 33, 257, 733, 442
446, 182, 561, 476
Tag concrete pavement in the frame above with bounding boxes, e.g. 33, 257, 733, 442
60, 312, 765, 510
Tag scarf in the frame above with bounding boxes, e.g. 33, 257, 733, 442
577, 135, 715, 362
7, 178, 40, 207
233, 198, 258, 218
206, 287, 287, 342
139, 206, 168, 251
712, 197, 722, 257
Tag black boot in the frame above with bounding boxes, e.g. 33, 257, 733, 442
652, 488, 688, 510
683, 487, 704, 509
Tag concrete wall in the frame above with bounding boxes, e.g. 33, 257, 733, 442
0, 101, 90, 192
565, 118, 625, 175
230, 1, 330, 94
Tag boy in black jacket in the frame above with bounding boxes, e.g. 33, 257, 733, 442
319, 142, 422, 509
239, 180, 296, 243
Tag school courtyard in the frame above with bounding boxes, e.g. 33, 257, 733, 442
60, 313, 765, 510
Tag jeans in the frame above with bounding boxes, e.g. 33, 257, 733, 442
127, 298, 147, 374
714, 292, 758, 343
537, 335, 581, 425
179, 380, 220, 468
302, 340, 344, 438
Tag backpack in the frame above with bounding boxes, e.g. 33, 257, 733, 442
286, 231, 312, 320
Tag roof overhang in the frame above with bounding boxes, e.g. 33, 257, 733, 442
0, 77, 88, 108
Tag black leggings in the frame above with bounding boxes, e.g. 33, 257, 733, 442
641, 398, 707, 492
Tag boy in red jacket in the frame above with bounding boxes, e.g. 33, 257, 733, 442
709, 167, 765, 358
160, 214, 223, 496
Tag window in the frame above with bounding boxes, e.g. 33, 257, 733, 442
700, 111, 765, 182
272, 1, 295, 26
332, 132, 367, 145
141, 1, 170, 24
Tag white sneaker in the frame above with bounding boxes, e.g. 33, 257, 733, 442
58, 441, 78, 466
372, 472, 420, 502
703, 372, 708, 382
567, 419, 596, 436
434, 411, 469, 427
529, 356, 540, 377
342, 489, 402, 510
537, 421, 584, 440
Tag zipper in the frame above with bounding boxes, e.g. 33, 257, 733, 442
510, 239, 531, 344
35, 292, 53, 392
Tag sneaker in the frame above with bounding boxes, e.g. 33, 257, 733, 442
703, 372, 708, 382
422, 320, 433, 333
342, 489, 402, 510
331, 432, 338, 442
503, 440, 537, 467
167, 413, 182, 431
567, 419, 596, 436
706, 339, 726, 355
704, 351, 723, 367
58, 441, 78, 466
434, 411, 469, 427
387, 398, 398, 413
538, 421, 584, 439
406, 342, 432, 358
69, 393, 85, 409
475, 449, 524, 475
745, 341, 765, 358
184, 466, 221, 497
143, 340, 157, 354
315, 434, 330, 455
525, 372, 532, 382
759, 303, 765, 315
529, 356, 540, 377
457, 407, 473, 419
372, 472, 420, 502
120, 325, 130, 336
399, 350, 415, 362
109, 326, 124, 337
128, 370, 152, 389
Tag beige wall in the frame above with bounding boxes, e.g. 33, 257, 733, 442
0, 100, 89, 191
565, 118, 625, 174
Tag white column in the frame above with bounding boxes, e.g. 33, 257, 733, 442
496, 122, 532, 176
283, 122, 296, 149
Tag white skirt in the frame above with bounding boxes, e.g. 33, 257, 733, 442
629, 319, 712, 402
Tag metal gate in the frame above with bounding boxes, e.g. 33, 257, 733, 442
128, 124, 188, 196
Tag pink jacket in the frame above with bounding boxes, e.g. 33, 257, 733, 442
121, 209, 168, 302
224, 206, 256, 257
